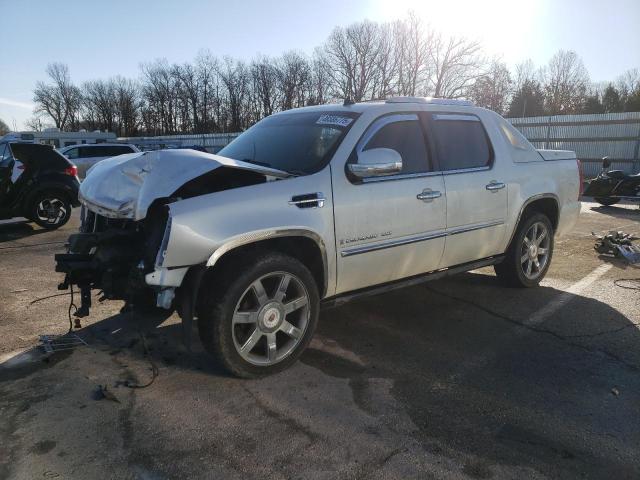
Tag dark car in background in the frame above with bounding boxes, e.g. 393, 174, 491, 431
0, 142, 80, 229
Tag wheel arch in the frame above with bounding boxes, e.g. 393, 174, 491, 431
205, 229, 329, 298
506, 193, 559, 248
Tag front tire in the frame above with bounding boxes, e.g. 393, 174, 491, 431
594, 197, 620, 206
198, 251, 319, 378
30, 191, 72, 229
495, 213, 554, 288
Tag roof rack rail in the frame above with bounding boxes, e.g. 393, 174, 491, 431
385, 96, 474, 106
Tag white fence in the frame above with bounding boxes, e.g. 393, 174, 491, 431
507, 112, 640, 177
118, 132, 240, 153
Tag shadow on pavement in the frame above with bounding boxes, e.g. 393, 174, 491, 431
588, 204, 639, 221
1, 272, 638, 479
0, 220, 48, 244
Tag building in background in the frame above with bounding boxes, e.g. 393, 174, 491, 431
0, 129, 116, 148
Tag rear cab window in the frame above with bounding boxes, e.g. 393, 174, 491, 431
429, 113, 493, 171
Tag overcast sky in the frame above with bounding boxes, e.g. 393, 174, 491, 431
1, 0, 638, 130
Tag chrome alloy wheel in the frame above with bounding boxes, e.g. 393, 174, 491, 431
232, 271, 310, 366
520, 221, 550, 280
36, 197, 68, 226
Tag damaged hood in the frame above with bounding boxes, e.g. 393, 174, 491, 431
79, 149, 291, 220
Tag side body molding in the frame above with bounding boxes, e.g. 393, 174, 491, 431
205, 228, 329, 295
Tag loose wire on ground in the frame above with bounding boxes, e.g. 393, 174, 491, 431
124, 331, 159, 389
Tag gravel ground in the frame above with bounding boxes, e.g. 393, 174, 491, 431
0, 200, 639, 480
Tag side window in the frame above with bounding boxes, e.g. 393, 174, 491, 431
431, 114, 491, 171
359, 115, 430, 175
65, 147, 79, 159
109, 146, 133, 155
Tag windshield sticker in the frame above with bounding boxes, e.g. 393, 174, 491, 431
316, 115, 353, 127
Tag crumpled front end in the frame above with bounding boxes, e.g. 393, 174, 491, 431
55, 149, 290, 318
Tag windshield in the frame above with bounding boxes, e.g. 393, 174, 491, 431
218, 111, 359, 175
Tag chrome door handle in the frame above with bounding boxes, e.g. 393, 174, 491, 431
486, 181, 505, 191
416, 189, 442, 202
289, 192, 325, 208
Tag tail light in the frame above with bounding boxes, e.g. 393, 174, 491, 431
577, 159, 584, 199
64, 165, 78, 177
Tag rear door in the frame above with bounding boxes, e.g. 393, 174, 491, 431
428, 112, 508, 267
332, 113, 447, 293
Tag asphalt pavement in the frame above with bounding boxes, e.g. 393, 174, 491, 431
0, 201, 639, 479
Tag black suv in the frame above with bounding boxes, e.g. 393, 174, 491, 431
0, 142, 80, 229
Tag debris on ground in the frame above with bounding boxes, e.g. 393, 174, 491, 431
93, 385, 120, 403
39, 333, 87, 353
611, 387, 620, 396
593, 230, 640, 264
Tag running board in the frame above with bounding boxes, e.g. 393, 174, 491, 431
321, 255, 504, 309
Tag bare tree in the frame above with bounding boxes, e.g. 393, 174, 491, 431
33, 63, 82, 130
469, 59, 512, 114
308, 48, 331, 105
428, 35, 484, 98
251, 55, 279, 118
196, 51, 221, 132
323, 20, 384, 101
0, 118, 9, 135
140, 59, 182, 134
217, 57, 250, 131
394, 12, 431, 96
276, 51, 311, 110
25, 116, 45, 132
82, 79, 117, 132
541, 50, 589, 114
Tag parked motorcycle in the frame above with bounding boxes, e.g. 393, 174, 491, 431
583, 157, 640, 206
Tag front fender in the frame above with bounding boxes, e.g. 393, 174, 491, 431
159, 167, 337, 295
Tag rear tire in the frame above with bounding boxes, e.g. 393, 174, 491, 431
198, 251, 319, 378
30, 191, 71, 229
495, 213, 554, 288
594, 197, 620, 206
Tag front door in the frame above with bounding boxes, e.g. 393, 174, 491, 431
332, 113, 447, 294
428, 113, 508, 267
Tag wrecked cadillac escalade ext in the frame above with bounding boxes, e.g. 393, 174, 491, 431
55, 97, 582, 377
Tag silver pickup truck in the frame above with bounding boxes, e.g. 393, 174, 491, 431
55, 97, 581, 377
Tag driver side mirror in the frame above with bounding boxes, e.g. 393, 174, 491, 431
348, 148, 402, 179
602, 156, 611, 169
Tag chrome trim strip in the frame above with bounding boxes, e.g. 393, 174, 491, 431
432, 114, 481, 122
340, 220, 505, 257
341, 230, 447, 257
442, 165, 491, 175
362, 170, 442, 183
447, 219, 504, 236
360, 164, 493, 182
